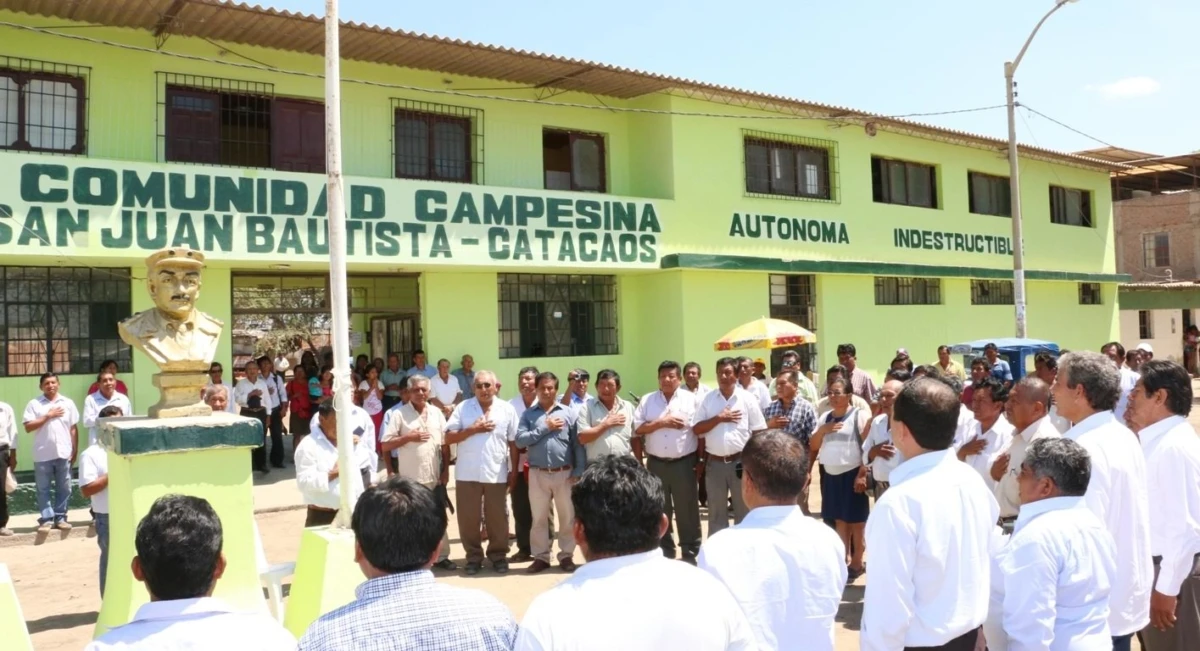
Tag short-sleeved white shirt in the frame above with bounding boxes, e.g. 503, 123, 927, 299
447, 398, 518, 483
430, 374, 462, 406
694, 387, 766, 457
78, 444, 109, 513
633, 388, 698, 459
24, 394, 80, 463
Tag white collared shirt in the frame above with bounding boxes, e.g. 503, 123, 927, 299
995, 416, 1061, 518
78, 444, 109, 514
1139, 414, 1200, 597
430, 374, 462, 406
694, 387, 767, 457
1047, 403, 1071, 434
992, 496, 1115, 651
861, 414, 904, 482
234, 377, 270, 410
295, 425, 352, 510
23, 394, 80, 463
1115, 367, 1139, 421
698, 505, 846, 651
862, 449, 1000, 650
686, 382, 713, 402
633, 388, 698, 459
83, 391, 132, 446
308, 406, 377, 473
447, 398, 518, 483
384, 402, 447, 485
740, 378, 771, 411
85, 597, 295, 650
0, 401, 16, 448
1064, 411, 1153, 635
954, 415, 1015, 491
205, 381, 239, 414
516, 549, 756, 651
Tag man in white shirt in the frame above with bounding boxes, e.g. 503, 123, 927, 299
862, 377, 999, 651
308, 395, 377, 488
84, 370, 133, 446
736, 356, 771, 411
446, 370, 519, 575
508, 366, 540, 564
516, 455, 756, 651
1126, 360, 1200, 650
24, 372, 80, 533
1034, 353, 1073, 434
683, 361, 712, 401
429, 358, 462, 419
258, 356, 288, 470
379, 375, 456, 571
80, 403, 122, 596
699, 431, 846, 650
86, 495, 295, 650
0, 398, 17, 537
862, 377, 905, 496
296, 404, 366, 527
234, 361, 271, 474
989, 437, 1117, 651
633, 360, 701, 562
1103, 341, 1139, 422
694, 357, 767, 535
1052, 351, 1153, 650
955, 377, 1014, 491
990, 376, 1060, 532
205, 362, 239, 415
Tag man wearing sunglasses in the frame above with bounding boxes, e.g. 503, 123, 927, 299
559, 369, 594, 420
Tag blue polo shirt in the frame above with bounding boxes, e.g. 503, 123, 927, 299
989, 358, 1013, 383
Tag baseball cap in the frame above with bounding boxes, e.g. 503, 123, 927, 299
1136, 342, 1154, 354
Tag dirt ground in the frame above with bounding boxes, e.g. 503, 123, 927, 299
7, 505, 867, 650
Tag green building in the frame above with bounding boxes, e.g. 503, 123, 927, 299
0, 0, 1125, 471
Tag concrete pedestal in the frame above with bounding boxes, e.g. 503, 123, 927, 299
283, 527, 362, 639
0, 565, 33, 651
93, 412, 263, 639
149, 372, 213, 418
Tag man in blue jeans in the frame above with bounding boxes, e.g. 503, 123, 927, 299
80, 404, 120, 595
23, 372, 80, 533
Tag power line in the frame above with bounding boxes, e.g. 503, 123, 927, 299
1019, 104, 1121, 150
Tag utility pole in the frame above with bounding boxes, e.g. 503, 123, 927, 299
324, 0, 361, 527
1005, 0, 1079, 338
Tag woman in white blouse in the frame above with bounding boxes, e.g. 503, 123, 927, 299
810, 377, 872, 580
357, 364, 386, 456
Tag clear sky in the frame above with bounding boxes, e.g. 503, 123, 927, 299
267, 0, 1195, 157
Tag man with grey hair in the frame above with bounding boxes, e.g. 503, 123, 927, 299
1052, 351, 1152, 651
203, 384, 236, 414
990, 376, 1060, 531
985, 437, 1117, 650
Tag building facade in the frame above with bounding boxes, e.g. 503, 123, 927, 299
0, 1, 1123, 471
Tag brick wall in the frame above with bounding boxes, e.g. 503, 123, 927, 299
1114, 191, 1200, 281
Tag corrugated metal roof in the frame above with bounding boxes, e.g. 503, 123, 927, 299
1120, 281, 1200, 290
1, 0, 1119, 170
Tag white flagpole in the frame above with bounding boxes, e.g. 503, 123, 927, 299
324, 0, 360, 527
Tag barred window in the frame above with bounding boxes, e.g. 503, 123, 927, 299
1078, 283, 1102, 305
970, 279, 1015, 305
498, 274, 617, 359
768, 274, 817, 373
874, 277, 942, 305
0, 56, 88, 154
1142, 233, 1170, 268
744, 132, 836, 201
393, 99, 483, 184
1, 267, 132, 377
1138, 310, 1153, 339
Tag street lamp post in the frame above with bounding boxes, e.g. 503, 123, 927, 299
1005, 0, 1079, 338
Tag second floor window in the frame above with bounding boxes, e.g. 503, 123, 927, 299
394, 103, 478, 183
1050, 185, 1092, 227
968, 172, 1011, 217
872, 156, 938, 208
543, 129, 606, 192
1142, 232, 1170, 268
744, 134, 833, 200
1, 64, 86, 154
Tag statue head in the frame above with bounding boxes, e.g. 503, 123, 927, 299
146, 248, 205, 321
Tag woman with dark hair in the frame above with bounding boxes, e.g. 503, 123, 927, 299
357, 364, 386, 455
287, 365, 313, 455
811, 377, 872, 580
87, 360, 129, 398
890, 355, 914, 374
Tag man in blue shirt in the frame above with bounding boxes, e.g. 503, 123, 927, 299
380, 354, 406, 411
406, 349, 436, 379
452, 354, 476, 397
516, 371, 586, 574
984, 343, 1014, 388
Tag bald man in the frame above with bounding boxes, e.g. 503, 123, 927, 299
991, 377, 1062, 532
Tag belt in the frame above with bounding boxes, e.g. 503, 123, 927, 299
707, 453, 741, 463
647, 453, 696, 463
532, 465, 571, 473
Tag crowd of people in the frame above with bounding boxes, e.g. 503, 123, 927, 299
3, 335, 1198, 651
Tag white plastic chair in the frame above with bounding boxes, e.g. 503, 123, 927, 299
253, 520, 296, 623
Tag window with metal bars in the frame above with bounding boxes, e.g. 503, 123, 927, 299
1, 267, 132, 377
970, 279, 1014, 305
743, 131, 836, 201
543, 129, 606, 192
874, 277, 942, 305
1138, 310, 1153, 339
768, 274, 817, 373
968, 172, 1011, 217
1049, 185, 1093, 227
1078, 283, 1102, 305
0, 56, 88, 154
1142, 232, 1170, 268
392, 99, 483, 183
497, 274, 617, 359
872, 156, 938, 208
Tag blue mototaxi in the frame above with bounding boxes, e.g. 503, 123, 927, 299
949, 338, 1060, 381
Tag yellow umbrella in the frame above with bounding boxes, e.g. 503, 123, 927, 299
714, 317, 817, 351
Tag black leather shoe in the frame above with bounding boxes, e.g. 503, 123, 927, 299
464, 562, 482, 576
433, 559, 459, 571
493, 560, 509, 574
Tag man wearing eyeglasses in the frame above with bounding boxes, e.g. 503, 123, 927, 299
446, 370, 520, 576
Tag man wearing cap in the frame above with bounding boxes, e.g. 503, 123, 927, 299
1138, 342, 1155, 361
118, 247, 223, 371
